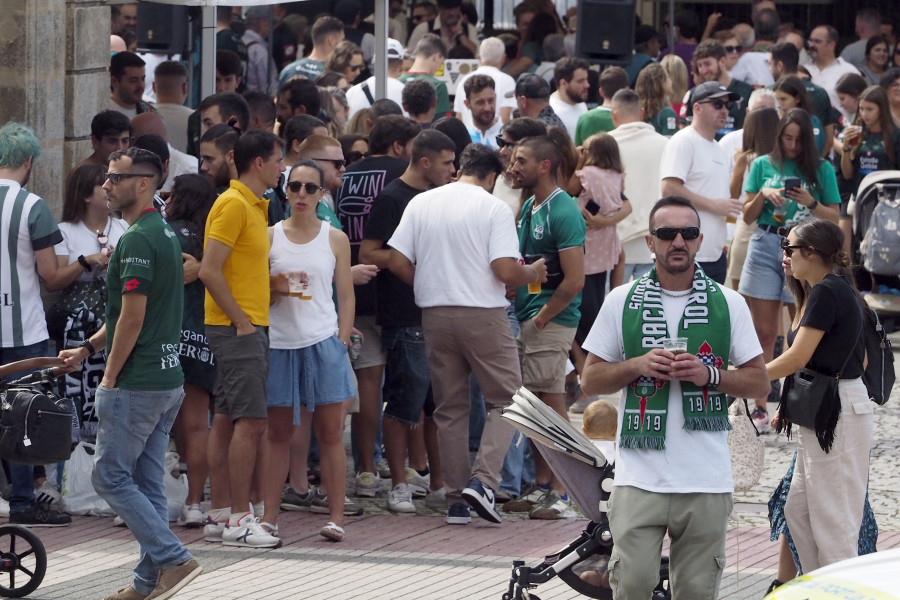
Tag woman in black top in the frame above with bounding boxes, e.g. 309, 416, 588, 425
764, 218, 874, 572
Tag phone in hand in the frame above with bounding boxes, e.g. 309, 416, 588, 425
783, 177, 801, 194
585, 199, 601, 215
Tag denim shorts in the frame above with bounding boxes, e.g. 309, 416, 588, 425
266, 335, 356, 425
738, 228, 794, 303
207, 325, 270, 420
381, 326, 433, 424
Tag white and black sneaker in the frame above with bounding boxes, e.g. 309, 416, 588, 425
461, 477, 502, 523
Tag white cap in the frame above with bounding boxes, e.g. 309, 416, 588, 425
386, 38, 404, 60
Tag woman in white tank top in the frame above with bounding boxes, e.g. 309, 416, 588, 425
261, 161, 356, 543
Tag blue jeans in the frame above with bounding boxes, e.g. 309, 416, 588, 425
1, 340, 49, 514
381, 326, 433, 425
497, 308, 535, 495
93, 386, 192, 595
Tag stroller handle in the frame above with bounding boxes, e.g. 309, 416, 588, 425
0, 357, 69, 380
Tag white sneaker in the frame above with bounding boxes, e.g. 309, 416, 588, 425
425, 487, 447, 511
376, 459, 391, 479
112, 515, 127, 527
0, 496, 9, 518
252, 501, 265, 518
222, 515, 282, 548
404, 468, 430, 498
178, 503, 205, 527
355, 472, 379, 497
203, 516, 225, 542
386, 484, 416, 514
34, 481, 61, 508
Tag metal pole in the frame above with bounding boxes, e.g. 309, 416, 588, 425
374, 0, 388, 99
201, 6, 216, 100
667, 0, 675, 55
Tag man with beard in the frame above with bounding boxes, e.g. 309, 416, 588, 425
275, 79, 322, 134
198, 130, 284, 549
683, 40, 753, 139
406, 0, 478, 57
109, 52, 157, 118
806, 25, 861, 122
660, 81, 742, 283
198, 124, 239, 193
510, 135, 585, 520
0, 122, 69, 528
580, 195, 766, 599
508, 74, 566, 131
61, 147, 201, 600
463, 75, 502, 149
548, 57, 590, 141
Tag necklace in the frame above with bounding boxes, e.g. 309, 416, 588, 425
660, 287, 691, 298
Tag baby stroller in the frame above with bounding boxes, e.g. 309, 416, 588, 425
499, 388, 670, 600
852, 170, 900, 332
0, 356, 76, 598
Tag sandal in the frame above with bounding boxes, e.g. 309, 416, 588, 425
320, 521, 345, 542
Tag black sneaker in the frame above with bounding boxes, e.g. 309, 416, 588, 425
461, 477, 503, 523
10, 503, 71, 527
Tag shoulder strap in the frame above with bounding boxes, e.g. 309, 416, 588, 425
361, 81, 375, 105
837, 305, 865, 379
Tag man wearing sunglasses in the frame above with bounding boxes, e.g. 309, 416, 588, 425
661, 81, 743, 284
684, 39, 753, 139
580, 196, 767, 600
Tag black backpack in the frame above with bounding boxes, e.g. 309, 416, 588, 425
862, 307, 895, 406
0, 371, 75, 465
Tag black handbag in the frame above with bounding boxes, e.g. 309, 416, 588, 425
0, 372, 75, 465
784, 319, 862, 430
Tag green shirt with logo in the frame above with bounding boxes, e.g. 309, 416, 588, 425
745, 155, 841, 228
515, 189, 586, 328
851, 129, 900, 194
105, 209, 184, 391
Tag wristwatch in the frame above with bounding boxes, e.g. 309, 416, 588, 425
77, 255, 92, 272
808, 199, 819, 211
79, 338, 96, 356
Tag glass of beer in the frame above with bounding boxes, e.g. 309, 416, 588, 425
288, 272, 305, 297
528, 280, 541, 294
300, 273, 313, 301
662, 337, 688, 355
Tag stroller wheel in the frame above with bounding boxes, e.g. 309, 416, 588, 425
0, 524, 47, 598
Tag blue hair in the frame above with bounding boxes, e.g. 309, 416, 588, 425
0, 122, 41, 168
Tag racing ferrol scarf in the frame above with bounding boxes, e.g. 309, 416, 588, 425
621, 264, 731, 450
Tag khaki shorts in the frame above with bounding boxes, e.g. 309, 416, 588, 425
516, 318, 575, 394
353, 315, 386, 369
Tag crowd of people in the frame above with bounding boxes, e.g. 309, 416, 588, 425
0, 1, 895, 599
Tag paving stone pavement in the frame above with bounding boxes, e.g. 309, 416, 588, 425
6, 355, 899, 600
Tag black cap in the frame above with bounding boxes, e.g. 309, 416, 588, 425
505, 73, 551, 99
691, 81, 740, 103
634, 25, 660, 46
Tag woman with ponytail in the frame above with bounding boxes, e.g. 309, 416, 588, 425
764, 218, 874, 574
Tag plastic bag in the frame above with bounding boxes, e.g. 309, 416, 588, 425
60, 442, 114, 516
164, 451, 188, 522
728, 399, 765, 493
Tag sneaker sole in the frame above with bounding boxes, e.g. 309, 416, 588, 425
146, 565, 203, 600
446, 515, 471, 525
9, 522, 70, 528
279, 503, 310, 512
355, 488, 377, 498
177, 518, 205, 528
222, 538, 283, 549
387, 503, 417, 514
461, 488, 503, 524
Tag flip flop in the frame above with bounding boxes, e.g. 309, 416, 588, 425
320, 521, 345, 542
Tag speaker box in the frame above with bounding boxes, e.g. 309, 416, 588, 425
136, 4, 189, 54
574, 0, 636, 65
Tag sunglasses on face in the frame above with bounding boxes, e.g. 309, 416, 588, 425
495, 136, 514, 149
699, 99, 733, 111
349, 64, 363, 72
724, 45, 742, 53
345, 151, 367, 163
105, 172, 155, 184
651, 226, 701, 241
286, 181, 324, 194
780, 238, 808, 257
312, 158, 346, 170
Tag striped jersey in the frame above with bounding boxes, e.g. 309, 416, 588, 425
0, 179, 62, 347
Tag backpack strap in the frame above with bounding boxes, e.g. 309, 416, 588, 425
361, 81, 375, 105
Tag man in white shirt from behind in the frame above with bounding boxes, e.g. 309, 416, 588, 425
548, 57, 590, 141
153, 61, 194, 154
345, 38, 407, 120
454, 37, 517, 128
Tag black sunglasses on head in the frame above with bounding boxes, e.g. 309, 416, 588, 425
286, 181, 324, 194
651, 226, 700, 241
699, 99, 733, 111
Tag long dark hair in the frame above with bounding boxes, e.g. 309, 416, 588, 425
741, 107, 779, 160
856, 85, 895, 165
769, 108, 821, 194
165, 174, 216, 242
62, 164, 106, 223
774, 75, 815, 115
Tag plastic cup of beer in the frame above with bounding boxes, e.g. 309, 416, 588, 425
528, 280, 541, 294
772, 203, 788, 224
300, 273, 313, 301
288, 272, 304, 297
662, 337, 688, 355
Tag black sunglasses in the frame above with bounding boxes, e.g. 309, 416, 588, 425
724, 45, 742, 53
105, 172, 155, 184
699, 99, 733, 111
495, 136, 513, 149
780, 238, 808, 257
651, 226, 700, 241
312, 158, 346, 170
286, 181, 324, 194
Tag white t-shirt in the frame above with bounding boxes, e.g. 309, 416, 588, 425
161, 145, 199, 193
806, 58, 861, 123
731, 52, 774, 88
55, 219, 129, 283
453, 65, 517, 128
549, 93, 587, 141
346, 76, 407, 120
388, 181, 521, 309
582, 280, 761, 493
154, 103, 193, 154
660, 126, 731, 262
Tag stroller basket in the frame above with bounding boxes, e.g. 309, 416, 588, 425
500, 388, 669, 600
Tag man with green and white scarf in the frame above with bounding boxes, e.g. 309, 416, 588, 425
581, 196, 768, 600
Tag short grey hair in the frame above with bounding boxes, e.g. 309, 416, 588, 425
748, 87, 776, 111
478, 37, 505, 65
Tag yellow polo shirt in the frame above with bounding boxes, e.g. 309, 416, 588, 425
204, 180, 271, 326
